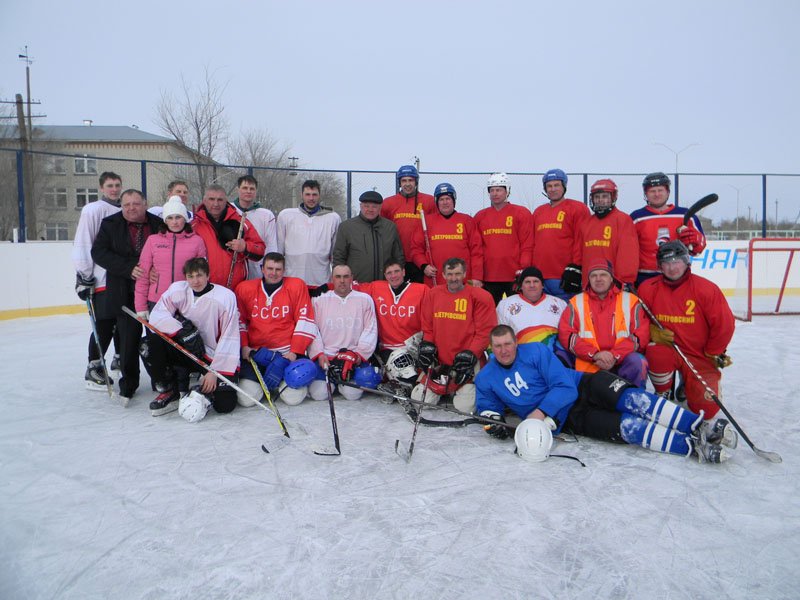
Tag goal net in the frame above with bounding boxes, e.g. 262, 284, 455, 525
730, 238, 800, 321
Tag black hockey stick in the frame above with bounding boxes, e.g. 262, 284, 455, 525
86, 297, 120, 404
638, 300, 782, 463
314, 370, 341, 456
683, 193, 718, 226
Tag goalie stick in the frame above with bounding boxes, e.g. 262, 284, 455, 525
637, 299, 782, 463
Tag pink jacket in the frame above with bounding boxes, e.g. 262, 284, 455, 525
135, 230, 207, 311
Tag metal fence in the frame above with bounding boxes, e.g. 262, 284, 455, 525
1, 147, 799, 242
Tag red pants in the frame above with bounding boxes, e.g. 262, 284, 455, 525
645, 343, 722, 419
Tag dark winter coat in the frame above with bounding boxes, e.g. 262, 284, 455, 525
332, 215, 404, 282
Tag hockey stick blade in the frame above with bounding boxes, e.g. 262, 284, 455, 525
753, 447, 782, 463
394, 438, 412, 463
313, 446, 341, 456
684, 193, 718, 225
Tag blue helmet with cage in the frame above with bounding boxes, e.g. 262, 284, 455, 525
396, 165, 419, 193
353, 364, 382, 389
284, 358, 317, 388
542, 169, 568, 189
434, 182, 457, 202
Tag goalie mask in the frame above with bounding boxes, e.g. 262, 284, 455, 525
514, 419, 553, 462
386, 349, 418, 382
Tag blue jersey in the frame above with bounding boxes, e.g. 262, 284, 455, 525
475, 342, 582, 432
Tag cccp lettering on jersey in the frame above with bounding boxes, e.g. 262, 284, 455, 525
378, 303, 416, 318
253, 305, 291, 320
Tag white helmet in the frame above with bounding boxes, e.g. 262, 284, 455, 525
514, 419, 553, 462
385, 349, 418, 382
487, 172, 511, 196
179, 390, 210, 423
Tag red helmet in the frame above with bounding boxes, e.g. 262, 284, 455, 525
589, 179, 618, 216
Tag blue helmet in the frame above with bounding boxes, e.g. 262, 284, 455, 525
542, 169, 568, 188
434, 182, 457, 202
353, 364, 383, 389
396, 165, 419, 192
284, 358, 317, 388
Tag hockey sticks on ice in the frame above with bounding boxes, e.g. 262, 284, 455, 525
248, 356, 290, 439
226, 212, 247, 288
394, 368, 432, 461
86, 297, 120, 404
313, 370, 341, 456
638, 299, 782, 463
122, 306, 282, 452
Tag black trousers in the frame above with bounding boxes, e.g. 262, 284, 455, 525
564, 371, 636, 443
482, 281, 515, 305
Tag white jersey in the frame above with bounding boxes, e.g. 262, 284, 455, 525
307, 289, 377, 362
234, 205, 277, 280
71, 199, 121, 289
150, 281, 241, 376
277, 206, 341, 286
496, 293, 567, 348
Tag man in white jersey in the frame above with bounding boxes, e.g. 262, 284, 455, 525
72, 171, 123, 389
496, 266, 567, 349
232, 175, 278, 280
276, 179, 341, 286
307, 264, 378, 401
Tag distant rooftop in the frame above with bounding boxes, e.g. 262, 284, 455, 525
2, 124, 175, 143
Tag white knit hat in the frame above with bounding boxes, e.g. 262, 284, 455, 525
162, 196, 189, 220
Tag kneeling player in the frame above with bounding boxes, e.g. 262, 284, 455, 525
147, 258, 240, 421
475, 325, 737, 463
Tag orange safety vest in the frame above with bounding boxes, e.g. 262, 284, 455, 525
569, 291, 633, 373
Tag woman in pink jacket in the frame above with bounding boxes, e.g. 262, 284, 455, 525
135, 197, 207, 318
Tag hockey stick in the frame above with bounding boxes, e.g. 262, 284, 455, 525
314, 370, 341, 456
680, 193, 718, 252
86, 297, 119, 404
394, 368, 432, 461
638, 300, 782, 463
226, 212, 247, 288
419, 210, 437, 287
122, 306, 283, 451
248, 356, 290, 439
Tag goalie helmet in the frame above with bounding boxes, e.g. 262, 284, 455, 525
179, 390, 210, 423
514, 419, 553, 462
487, 172, 511, 196
386, 349, 418, 382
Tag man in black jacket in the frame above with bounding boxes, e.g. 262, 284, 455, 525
92, 189, 163, 400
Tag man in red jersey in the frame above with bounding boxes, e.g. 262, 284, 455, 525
637, 241, 735, 427
531, 169, 590, 301
570, 179, 639, 291
413, 257, 496, 412
410, 183, 484, 287
381, 165, 436, 283
474, 172, 533, 304
235, 252, 317, 406
630, 172, 706, 287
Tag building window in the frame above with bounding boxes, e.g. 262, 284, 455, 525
76, 188, 99, 208
43, 187, 68, 208
74, 155, 97, 175
44, 223, 69, 241
46, 156, 67, 175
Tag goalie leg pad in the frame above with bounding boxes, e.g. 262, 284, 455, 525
279, 384, 308, 406
452, 383, 476, 414
236, 378, 263, 408
308, 380, 328, 402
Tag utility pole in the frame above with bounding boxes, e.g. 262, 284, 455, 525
18, 47, 33, 137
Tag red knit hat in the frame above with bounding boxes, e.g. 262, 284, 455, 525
587, 259, 614, 277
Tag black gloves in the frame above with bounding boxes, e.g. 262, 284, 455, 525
560, 264, 582, 294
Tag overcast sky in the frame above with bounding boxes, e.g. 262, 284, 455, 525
1, 0, 798, 221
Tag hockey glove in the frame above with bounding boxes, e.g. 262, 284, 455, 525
253, 348, 291, 388
175, 319, 205, 358
480, 410, 510, 439
560, 264, 582, 294
706, 351, 733, 369
330, 348, 359, 382
75, 273, 96, 301
451, 350, 477, 385
677, 226, 702, 252
417, 341, 438, 370
309, 283, 329, 298
649, 324, 675, 345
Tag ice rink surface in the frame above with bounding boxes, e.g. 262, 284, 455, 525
1, 314, 798, 600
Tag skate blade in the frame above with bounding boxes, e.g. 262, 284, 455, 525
86, 381, 110, 392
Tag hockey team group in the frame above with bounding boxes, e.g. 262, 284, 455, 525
70, 165, 740, 465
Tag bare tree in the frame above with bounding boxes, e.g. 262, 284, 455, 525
226, 128, 295, 211
155, 67, 228, 197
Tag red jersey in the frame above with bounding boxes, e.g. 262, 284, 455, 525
530, 198, 590, 279
630, 204, 706, 275
636, 270, 734, 359
235, 276, 316, 355
473, 203, 533, 282
356, 280, 429, 351
410, 211, 484, 286
573, 209, 639, 286
381, 192, 436, 263
192, 204, 266, 290
421, 284, 497, 365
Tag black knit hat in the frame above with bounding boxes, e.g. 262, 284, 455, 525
359, 191, 383, 204
517, 266, 544, 285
